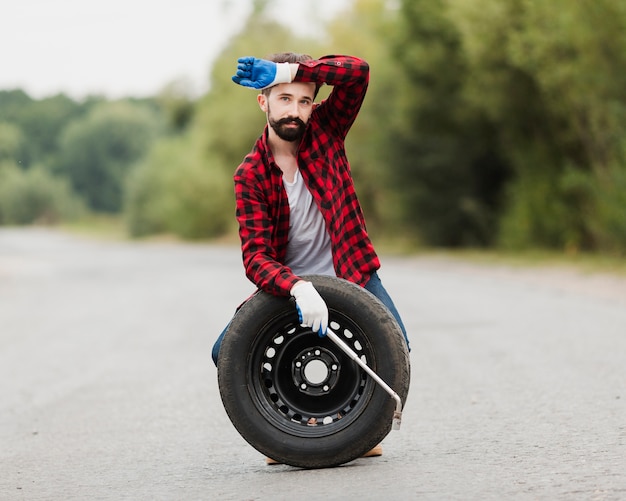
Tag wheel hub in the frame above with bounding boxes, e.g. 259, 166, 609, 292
292, 347, 341, 396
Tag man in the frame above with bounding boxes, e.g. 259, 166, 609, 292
212, 52, 409, 364
212, 52, 410, 463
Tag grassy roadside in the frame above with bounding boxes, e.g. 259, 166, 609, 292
421, 248, 626, 277
59, 215, 626, 277
60, 215, 128, 241
374, 235, 626, 278
59, 215, 241, 246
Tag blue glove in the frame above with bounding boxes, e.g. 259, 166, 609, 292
231, 57, 292, 90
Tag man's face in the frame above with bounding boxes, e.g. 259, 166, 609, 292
259, 82, 316, 142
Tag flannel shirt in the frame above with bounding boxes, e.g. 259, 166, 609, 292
234, 55, 380, 296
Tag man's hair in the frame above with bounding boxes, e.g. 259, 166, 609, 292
261, 52, 321, 98
268, 52, 313, 64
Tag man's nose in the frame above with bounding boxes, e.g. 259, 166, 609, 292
289, 100, 302, 115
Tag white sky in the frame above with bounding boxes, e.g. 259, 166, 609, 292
1, 0, 348, 99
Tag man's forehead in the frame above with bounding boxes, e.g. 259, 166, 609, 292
271, 81, 316, 99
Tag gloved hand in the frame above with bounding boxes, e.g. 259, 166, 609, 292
290, 281, 328, 337
231, 57, 293, 89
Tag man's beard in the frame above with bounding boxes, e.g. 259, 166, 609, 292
268, 115, 306, 142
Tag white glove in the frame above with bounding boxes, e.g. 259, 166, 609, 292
290, 281, 328, 336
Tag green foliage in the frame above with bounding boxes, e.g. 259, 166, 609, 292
55, 101, 162, 213
0, 122, 24, 162
505, 0, 626, 251
0, 90, 94, 167
125, 136, 233, 239
156, 79, 196, 132
591, 165, 626, 254
0, 162, 85, 224
376, 0, 626, 251
384, 0, 510, 246
444, 0, 626, 251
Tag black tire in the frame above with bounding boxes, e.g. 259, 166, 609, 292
217, 275, 410, 468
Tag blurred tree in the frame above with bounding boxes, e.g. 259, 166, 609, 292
156, 78, 196, 132
0, 161, 85, 224
447, 0, 566, 248
0, 122, 24, 162
0, 90, 93, 167
125, 136, 232, 238
55, 101, 161, 212
21, 94, 89, 166
451, 0, 626, 252
508, 0, 626, 252
385, 0, 510, 246
0, 89, 31, 115
0, 91, 36, 166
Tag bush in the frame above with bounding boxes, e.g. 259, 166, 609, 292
125, 137, 234, 239
589, 164, 626, 255
55, 101, 162, 213
0, 163, 85, 224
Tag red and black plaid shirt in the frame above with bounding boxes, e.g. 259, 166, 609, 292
234, 55, 380, 296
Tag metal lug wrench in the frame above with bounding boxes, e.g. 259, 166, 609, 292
326, 327, 402, 430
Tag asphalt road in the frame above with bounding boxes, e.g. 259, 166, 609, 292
1, 228, 625, 501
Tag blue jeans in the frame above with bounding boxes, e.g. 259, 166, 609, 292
363, 272, 410, 350
211, 272, 410, 366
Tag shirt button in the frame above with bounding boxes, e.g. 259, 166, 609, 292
335, 61, 342, 66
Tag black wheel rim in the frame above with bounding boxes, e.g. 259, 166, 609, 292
248, 308, 376, 438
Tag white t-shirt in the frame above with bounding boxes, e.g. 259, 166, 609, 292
283, 169, 335, 276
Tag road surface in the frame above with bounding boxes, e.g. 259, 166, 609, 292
1, 228, 625, 500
